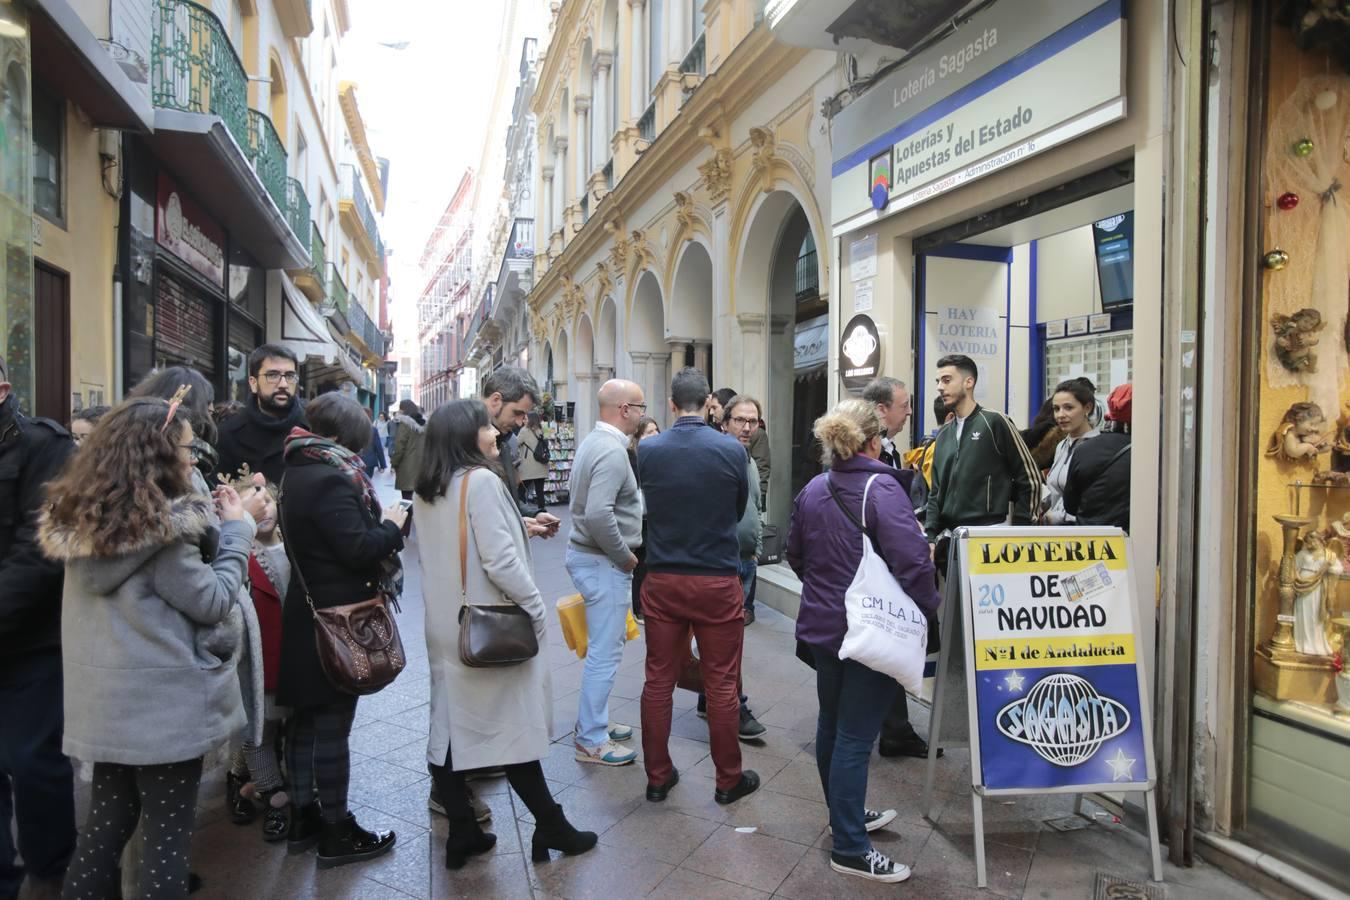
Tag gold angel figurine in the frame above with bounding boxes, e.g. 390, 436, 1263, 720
1266, 402, 1331, 461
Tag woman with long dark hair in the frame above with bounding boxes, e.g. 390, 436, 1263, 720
276, 392, 408, 868
1040, 378, 1100, 524
414, 399, 596, 870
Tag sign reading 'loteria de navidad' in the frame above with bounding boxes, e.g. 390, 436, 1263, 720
830, 0, 1127, 229
962, 529, 1152, 791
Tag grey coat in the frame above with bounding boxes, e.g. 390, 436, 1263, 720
415, 467, 552, 771
516, 427, 549, 481
39, 495, 256, 765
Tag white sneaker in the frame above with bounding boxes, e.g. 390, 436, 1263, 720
608, 723, 634, 742
828, 808, 897, 835
574, 738, 637, 766
829, 849, 911, 883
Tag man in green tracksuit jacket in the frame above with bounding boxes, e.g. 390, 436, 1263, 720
924, 354, 1042, 544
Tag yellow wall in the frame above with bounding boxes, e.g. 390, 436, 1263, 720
33, 105, 118, 411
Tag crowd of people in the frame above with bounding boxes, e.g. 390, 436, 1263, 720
0, 338, 1134, 897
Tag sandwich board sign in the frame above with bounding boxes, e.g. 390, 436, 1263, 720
922, 526, 1162, 887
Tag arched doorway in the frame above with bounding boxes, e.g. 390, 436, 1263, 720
551, 329, 571, 421
573, 313, 596, 433
669, 241, 713, 384
630, 270, 667, 425
596, 296, 617, 380
734, 190, 827, 528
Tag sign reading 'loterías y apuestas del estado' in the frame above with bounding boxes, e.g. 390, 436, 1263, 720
964, 532, 1151, 791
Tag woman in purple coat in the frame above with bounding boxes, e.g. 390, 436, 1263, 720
786, 399, 941, 885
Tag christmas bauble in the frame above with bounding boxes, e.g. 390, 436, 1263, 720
1315, 90, 1339, 111
1264, 248, 1290, 270
1294, 138, 1315, 157
1277, 192, 1300, 210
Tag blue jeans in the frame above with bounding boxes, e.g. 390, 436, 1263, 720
566, 547, 634, 748
738, 558, 756, 610
809, 644, 900, 857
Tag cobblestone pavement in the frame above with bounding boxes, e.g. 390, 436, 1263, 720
88, 474, 1270, 899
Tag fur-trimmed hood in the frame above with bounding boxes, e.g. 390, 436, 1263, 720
392, 412, 425, 433
39, 494, 216, 594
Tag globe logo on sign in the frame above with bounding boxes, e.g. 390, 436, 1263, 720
995, 673, 1130, 767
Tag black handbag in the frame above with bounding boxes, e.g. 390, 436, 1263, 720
456, 470, 540, 667
758, 525, 783, 565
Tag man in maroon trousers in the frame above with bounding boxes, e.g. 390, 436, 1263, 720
635, 368, 760, 806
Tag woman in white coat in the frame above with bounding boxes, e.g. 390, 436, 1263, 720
413, 399, 597, 870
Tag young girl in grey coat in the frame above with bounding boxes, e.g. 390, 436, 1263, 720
39, 396, 255, 900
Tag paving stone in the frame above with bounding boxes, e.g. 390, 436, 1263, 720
681, 823, 811, 894
651, 866, 770, 898
528, 839, 674, 898
431, 851, 535, 899
598, 803, 721, 865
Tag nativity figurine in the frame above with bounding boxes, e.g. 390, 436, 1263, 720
1292, 530, 1339, 658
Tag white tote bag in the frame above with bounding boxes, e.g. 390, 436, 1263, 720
831, 474, 928, 693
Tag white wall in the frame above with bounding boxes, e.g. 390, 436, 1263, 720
1035, 225, 1102, 322
922, 256, 1009, 416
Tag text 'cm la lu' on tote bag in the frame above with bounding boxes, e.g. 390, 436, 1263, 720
826, 473, 928, 693
457, 470, 540, 668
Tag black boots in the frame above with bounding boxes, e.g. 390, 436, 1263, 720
316, 813, 397, 869
530, 804, 597, 862
259, 789, 290, 843
445, 828, 497, 870
226, 770, 256, 825
286, 804, 323, 854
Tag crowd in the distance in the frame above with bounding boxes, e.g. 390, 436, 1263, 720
0, 341, 1132, 897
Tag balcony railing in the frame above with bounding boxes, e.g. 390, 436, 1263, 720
507, 218, 533, 260
247, 110, 287, 211
638, 102, 656, 142
795, 249, 819, 301
341, 164, 382, 258
309, 222, 326, 288
602, 158, 613, 191
679, 32, 707, 78
323, 263, 349, 333
152, 0, 249, 148
284, 178, 308, 241
348, 294, 383, 357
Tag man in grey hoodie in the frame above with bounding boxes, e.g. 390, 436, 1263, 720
566, 379, 646, 767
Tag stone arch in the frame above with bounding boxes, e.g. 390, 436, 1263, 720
596, 295, 617, 374
630, 269, 669, 426
727, 166, 827, 314
663, 197, 714, 276
667, 240, 714, 344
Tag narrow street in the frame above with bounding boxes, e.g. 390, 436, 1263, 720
118, 476, 1262, 899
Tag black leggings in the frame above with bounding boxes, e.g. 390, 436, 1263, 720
429, 746, 554, 826
286, 697, 359, 824
61, 758, 203, 900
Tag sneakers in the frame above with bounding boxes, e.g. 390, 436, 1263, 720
829, 848, 911, 883
744, 608, 756, 625
574, 738, 637, 766
428, 784, 492, 823
828, 808, 897, 835
608, 723, 634, 742
738, 706, 766, 740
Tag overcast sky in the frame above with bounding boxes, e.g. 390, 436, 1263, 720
346, 1, 509, 330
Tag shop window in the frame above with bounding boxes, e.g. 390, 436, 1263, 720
32, 81, 62, 225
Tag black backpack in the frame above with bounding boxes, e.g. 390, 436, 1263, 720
531, 432, 550, 465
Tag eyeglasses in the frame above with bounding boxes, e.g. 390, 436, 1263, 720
729, 416, 758, 428
624, 402, 648, 411
260, 371, 299, 385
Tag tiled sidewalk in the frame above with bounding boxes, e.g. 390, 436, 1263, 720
153, 479, 1267, 899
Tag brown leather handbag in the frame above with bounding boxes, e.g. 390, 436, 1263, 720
456, 470, 539, 668
283, 503, 405, 696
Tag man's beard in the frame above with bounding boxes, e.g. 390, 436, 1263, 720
258, 391, 294, 416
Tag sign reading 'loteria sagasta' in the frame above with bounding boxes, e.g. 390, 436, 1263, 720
965, 532, 1151, 791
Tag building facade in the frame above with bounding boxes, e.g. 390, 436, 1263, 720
415, 171, 474, 411
525, 0, 839, 527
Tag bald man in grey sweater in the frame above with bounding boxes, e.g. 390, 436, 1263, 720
566, 379, 647, 766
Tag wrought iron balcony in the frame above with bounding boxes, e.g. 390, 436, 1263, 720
795, 249, 820, 301
151, 0, 249, 148
340, 163, 382, 264
638, 102, 656, 142
679, 33, 707, 78
285, 178, 309, 244
347, 294, 383, 358
246, 110, 287, 212
309, 223, 326, 284
323, 263, 349, 333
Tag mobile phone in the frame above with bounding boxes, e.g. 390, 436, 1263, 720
397, 499, 414, 536
397, 499, 413, 511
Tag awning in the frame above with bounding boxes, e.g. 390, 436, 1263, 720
280, 277, 343, 366
144, 110, 309, 269
794, 315, 829, 371
30, 0, 154, 132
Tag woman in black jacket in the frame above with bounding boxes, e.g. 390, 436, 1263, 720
277, 393, 408, 868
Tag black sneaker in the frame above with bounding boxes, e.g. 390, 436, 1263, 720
714, 771, 761, 805
828, 808, 897, 835
738, 706, 766, 740
879, 735, 941, 759
829, 848, 911, 883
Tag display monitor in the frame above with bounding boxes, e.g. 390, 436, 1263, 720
1092, 211, 1134, 308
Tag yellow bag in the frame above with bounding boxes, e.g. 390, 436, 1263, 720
555, 594, 641, 660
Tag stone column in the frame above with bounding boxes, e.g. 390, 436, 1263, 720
552, 137, 568, 241
593, 52, 612, 168
646, 351, 670, 426
629, 351, 651, 412
573, 95, 591, 196
692, 340, 711, 383
573, 371, 597, 437
666, 0, 686, 68
540, 163, 555, 240
628, 0, 647, 118
735, 312, 767, 402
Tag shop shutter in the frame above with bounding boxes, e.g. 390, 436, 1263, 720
155, 271, 217, 378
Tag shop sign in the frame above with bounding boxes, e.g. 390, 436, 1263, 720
935, 305, 1000, 362
839, 314, 881, 389
830, 0, 1126, 228
156, 175, 226, 288
793, 315, 828, 371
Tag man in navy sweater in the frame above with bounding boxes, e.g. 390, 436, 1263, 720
637, 368, 759, 806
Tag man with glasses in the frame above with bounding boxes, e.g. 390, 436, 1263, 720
216, 343, 308, 483
566, 379, 647, 766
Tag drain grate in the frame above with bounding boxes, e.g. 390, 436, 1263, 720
1044, 814, 1093, 832
1093, 872, 1164, 899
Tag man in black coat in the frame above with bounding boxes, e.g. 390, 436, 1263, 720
0, 354, 77, 899
216, 343, 308, 484
482, 366, 560, 537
